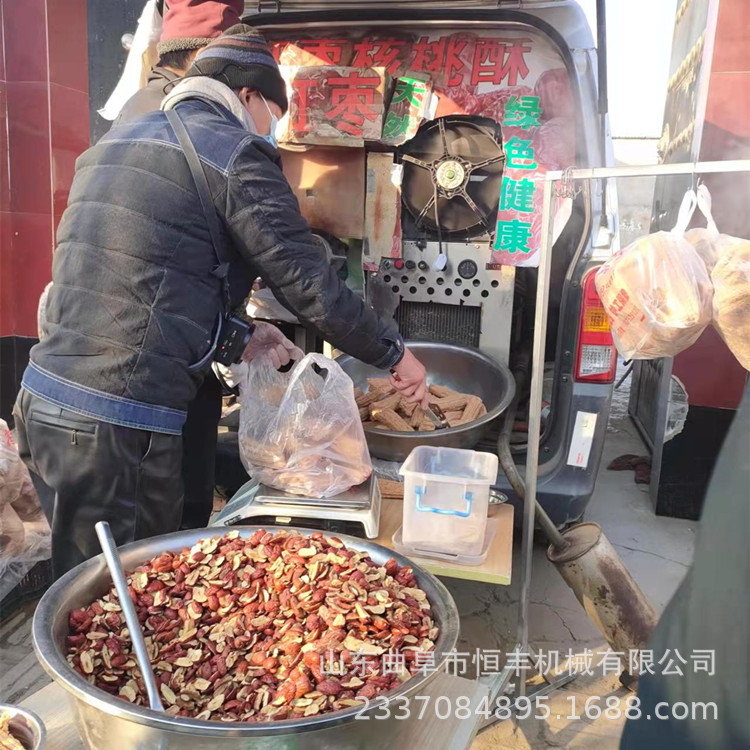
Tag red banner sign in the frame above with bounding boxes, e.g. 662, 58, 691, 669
282, 66, 389, 145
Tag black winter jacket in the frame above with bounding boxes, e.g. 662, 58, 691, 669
113, 67, 181, 128
24, 99, 402, 435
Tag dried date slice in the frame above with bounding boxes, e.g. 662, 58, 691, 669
64, 530, 438, 722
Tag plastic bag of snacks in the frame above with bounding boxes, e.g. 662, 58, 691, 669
596, 191, 713, 359
0, 419, 51, 602
711, 234, 750, 370
239, 353, 372, 498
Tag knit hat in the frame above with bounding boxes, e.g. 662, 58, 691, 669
185, 24, 288, 114
157, 0, 243, 55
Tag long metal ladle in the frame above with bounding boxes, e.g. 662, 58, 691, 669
95, 521, 164, 712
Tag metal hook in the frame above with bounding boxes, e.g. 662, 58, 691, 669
690, 162, 703, 191
555, 167, 581, 199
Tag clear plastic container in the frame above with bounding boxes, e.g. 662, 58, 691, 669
399, 446, 499, 557
392, 518, 498, 566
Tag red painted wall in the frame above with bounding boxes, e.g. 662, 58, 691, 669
0, 0, 90, 339
672, 0, 750, 410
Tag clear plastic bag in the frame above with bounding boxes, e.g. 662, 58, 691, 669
665, 376, 689, 442
683, 184, 720, 270
711, 233, 750, 370
238, 353, 372, 498
596, 191, 713, 360
0, 420, 51, 602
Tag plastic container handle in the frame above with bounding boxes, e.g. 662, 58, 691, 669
415, 486, 473, 517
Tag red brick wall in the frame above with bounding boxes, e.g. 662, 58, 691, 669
0, 0, 90, 338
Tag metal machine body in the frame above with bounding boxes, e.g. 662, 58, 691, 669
381, 241, 515, 365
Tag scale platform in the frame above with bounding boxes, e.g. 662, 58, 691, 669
213, 473, 381, 538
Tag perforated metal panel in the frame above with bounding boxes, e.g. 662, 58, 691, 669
377, 240, 515, 363
395, 301, 481, 348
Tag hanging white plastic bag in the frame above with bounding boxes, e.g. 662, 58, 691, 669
683, 184, 720, 270
238, 353, 372, 498
98, 0, 162, 121
595, 190, 713, 359
711, 233, 750, 370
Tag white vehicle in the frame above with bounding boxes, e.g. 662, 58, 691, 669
244, 0, 618, 525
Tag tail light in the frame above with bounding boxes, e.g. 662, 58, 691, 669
575, 269, 617, 383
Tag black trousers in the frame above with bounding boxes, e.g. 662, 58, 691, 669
14, 389, 184, 578
180, 371, 222, 529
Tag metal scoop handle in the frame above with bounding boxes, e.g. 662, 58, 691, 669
389, 368, 449, 428
95, 521, 164, 712
424, 402, 450, 430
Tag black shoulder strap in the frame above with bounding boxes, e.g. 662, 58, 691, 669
165, 107, 230, 302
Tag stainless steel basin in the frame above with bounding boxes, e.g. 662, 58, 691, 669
32, 526, 459, 749
337, 341, 515, 461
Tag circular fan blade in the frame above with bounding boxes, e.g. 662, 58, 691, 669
401, 154, 432, 170
401, 115, 505, 237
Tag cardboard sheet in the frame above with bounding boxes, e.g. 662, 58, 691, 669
281, 146, 365, 239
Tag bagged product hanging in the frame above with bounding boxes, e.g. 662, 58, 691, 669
238, 353, 372, 497
711, 234, 750, 370
596, 190, 713, 359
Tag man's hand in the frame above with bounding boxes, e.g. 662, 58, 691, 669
390, 347, 430, 408
241, 321, 303, 369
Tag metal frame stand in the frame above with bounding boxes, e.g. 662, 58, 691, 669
478, 158, 750, 737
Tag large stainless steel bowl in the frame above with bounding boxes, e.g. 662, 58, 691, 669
338, 341, 515, 461
33, 526, 459, 750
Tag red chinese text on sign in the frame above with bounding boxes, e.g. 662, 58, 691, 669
326, 72, 383, 136
471, 39, 532, 87
290, 78, 316, 133
410, 36, 468, 86
411, 36, 444, 74
352, 38, 407, 75
297, 38, 349, 65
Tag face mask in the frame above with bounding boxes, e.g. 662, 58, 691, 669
259, 94, 279, 148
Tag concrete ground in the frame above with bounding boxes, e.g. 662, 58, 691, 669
450, 377, 696, 749
0, 377, 697, 749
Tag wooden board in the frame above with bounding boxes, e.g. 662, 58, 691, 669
375, 497, 514, 586
363, 152, 402, 268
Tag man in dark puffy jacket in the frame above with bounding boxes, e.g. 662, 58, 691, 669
113, 0, 244, 534
114, 0, 242, 127
14, 26, 427, 577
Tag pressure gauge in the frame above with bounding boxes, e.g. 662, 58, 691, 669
457, 259, 478, 279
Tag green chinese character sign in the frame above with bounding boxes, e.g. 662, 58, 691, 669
494, 219, 533, 253
504, 137, 538, 170
492, 86, 547, 265
502, 95, 542, 128
499, 177, 536, 213
391, 77, 427, 108
383, 113, 410, 140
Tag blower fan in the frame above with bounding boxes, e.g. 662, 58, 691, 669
400, 115, 505, 240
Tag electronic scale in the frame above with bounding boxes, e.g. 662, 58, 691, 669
212, 473, 381, 538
